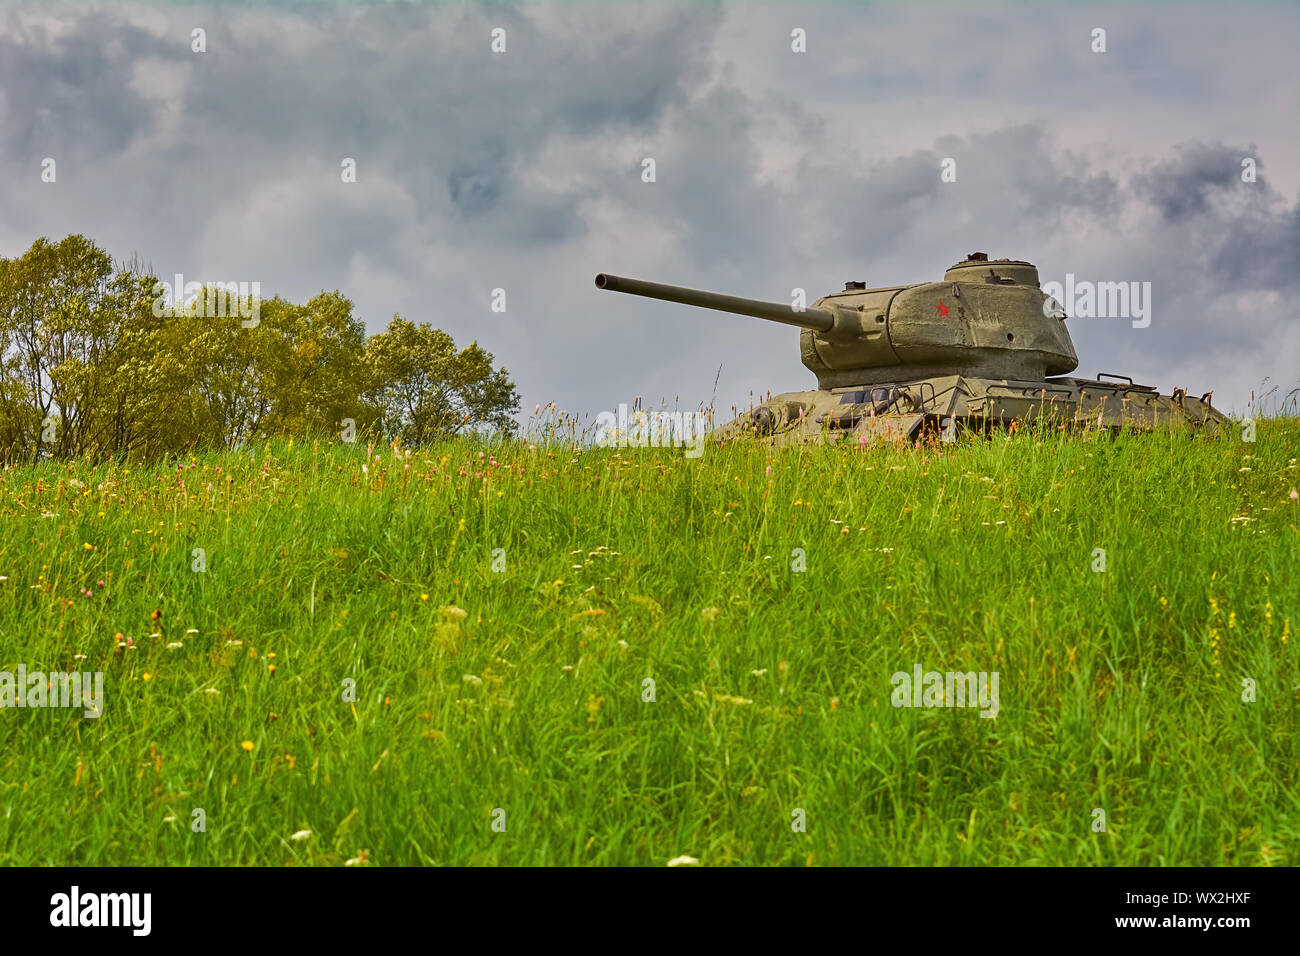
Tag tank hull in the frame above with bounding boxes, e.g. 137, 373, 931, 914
717, 374, 1229, 446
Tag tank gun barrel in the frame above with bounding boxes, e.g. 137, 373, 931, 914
594, 273, 835, 332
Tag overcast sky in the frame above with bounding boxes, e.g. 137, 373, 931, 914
2, 0, 1297, 422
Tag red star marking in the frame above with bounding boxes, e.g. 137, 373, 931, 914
935, 300, 950, 317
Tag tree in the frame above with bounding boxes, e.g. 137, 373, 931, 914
0, 235, 116, 458
256, 292, 371, 441
0, 236, 202, 460
0, 234, 520, 460
364, 316, 519, 444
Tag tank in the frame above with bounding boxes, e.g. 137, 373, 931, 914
594, 253, 1229, 445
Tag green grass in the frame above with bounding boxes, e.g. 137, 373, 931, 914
0, 421, 1296, 866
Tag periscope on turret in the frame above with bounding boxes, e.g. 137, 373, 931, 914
594, 253, 1227, 446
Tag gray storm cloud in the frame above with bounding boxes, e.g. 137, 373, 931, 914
1, 1, 1296, 420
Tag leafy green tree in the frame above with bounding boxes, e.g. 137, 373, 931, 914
257, 292, 372, 441
1, 234, 520, 460
364, 316, 519, 444
74, 267, 189, 459
0, 235, 115, 458
0, 236, 203, 460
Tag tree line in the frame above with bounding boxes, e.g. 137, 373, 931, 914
0, 235, 519, 462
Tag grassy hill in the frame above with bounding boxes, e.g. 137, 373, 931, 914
0, 421, 1296, 865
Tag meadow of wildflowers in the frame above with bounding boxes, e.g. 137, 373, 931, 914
0, 422, 1295, 865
